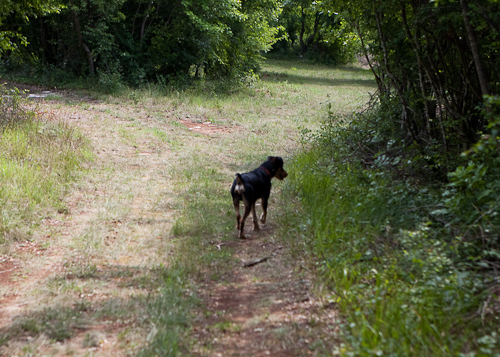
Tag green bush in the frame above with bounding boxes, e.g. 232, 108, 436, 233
444, 95, 500, 267
283, 107, 500, 355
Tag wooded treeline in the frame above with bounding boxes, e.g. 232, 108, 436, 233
346, 0, 499, 156
1, 0, 282, 84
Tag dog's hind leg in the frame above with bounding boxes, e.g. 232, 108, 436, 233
233, 198, 241, 230
251, 202, 260, 231
239, 201, 252, 239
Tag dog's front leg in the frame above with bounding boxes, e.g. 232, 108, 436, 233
251, 203, 260, 231
260, 198, 268, 224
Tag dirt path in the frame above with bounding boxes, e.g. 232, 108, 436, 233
0, 79, 347, 355
191, 237, 339, 356
1, 95, 182, 355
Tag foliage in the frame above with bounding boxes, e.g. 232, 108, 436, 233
0, 0, 62, 54
444, 96, 500, 266
272, 0, 358, 64
0, 85, 92, 243
326, 0, 500, 177
1, 0, 283, 86
284, 107, 500, 355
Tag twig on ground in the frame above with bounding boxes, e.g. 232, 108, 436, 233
242, 256, 271, 268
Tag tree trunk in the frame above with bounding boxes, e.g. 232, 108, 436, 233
355, 22, 385, 94
299, 7, 307, 53
72, 9, 94, 76
140, 1, 153, 43
306, 12, 321, 50
460, 0, 489, 96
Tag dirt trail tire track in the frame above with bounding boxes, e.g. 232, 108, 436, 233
192, 234, 339, 356
1, 99, 179, 355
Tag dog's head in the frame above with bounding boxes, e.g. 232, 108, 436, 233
268, 156, 288, 180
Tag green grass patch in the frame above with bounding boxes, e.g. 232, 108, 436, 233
8, 303, 90, 342
0, 86, 92, 244
139, 151, 237, 355
136, 266, 198, 357
282, 115, 500, 355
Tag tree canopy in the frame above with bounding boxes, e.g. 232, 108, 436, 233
0, 0, 62, 52
1, 0, 282, 84
331, 0, 499, 163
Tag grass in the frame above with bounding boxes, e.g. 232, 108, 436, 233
281, 115, 500, 355
0, 86, 92, 245
0, 58, 376, 355
134, 61, 375, 354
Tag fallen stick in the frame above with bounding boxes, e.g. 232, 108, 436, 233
242, 256, 271, 268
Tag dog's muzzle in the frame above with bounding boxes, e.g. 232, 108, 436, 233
276, 168, 288, 180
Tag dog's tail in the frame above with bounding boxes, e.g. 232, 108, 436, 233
234, 173, 245, 194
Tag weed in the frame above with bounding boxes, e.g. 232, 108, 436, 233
208, 321, 240, 333
137, 267, 197, 357
82, 332, 99, 348
0, 85, 92, 244
11, 304, 89, 342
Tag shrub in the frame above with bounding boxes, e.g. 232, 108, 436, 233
283, 105, 500, 355
444, 96, 500, 266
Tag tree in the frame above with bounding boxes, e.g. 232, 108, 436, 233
3, 0, 283, 84
274, 0, 356, 63
328, 0, 499, 171
0, 0, 62, 55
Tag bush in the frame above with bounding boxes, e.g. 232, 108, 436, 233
283, 106, 500, 355
444, 96, 500, 267
0, 87, 33, 129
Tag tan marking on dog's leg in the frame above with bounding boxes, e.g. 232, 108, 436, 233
239, 201, 252, 239
234, 200, 241, 229
252, 203, 260, 230
260, 198, 268, 224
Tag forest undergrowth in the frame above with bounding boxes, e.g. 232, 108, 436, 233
282, 98, 500, 355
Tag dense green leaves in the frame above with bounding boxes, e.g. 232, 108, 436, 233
329, 0, 500, 169
1, 0, 283, 84
273, 0, 357, 63
444, 96, 500, 265
0, 0, 62, 53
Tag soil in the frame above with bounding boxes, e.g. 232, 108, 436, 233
0, 84, 340, 356
191, 235, 339, 356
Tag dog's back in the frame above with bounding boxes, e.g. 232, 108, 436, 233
231, 156, 287, 239
231, 169, 272, 204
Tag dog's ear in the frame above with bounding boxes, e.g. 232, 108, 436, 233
271, 156, 284, 166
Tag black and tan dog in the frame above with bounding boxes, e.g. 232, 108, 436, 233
231, 156, 288, 239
